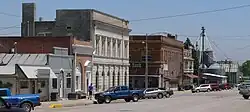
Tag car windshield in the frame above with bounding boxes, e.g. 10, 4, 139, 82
105, 87, 116, 92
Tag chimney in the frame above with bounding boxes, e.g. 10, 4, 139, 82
39, 17, 43, 21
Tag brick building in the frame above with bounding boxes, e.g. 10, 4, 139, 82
129, 34, 184, 88
0, 36, 93, 93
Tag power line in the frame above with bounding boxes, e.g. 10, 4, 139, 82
0, 12, 20, 17
130, 4, 250, 22
0, 25, 20, 31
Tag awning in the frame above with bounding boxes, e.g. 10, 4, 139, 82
184, 74, 198, 78
203, 73, 227, 78
19, 65, 57, 79
0, 66, 15, 75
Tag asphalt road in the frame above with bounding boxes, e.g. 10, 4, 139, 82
34, 89, 250, 112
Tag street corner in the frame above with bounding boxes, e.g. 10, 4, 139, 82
49, 104, 63, 108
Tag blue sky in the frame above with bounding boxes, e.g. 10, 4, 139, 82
1, 0, 250, 63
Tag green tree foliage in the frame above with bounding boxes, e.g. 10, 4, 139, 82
184, 38, 194, 49
239, 60, 250, 76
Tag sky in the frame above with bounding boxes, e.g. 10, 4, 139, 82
1, 0, 250, 63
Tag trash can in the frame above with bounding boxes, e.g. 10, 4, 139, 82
68, 92, 78, 100
51, 92, 59, 101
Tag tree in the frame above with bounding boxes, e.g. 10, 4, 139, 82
239, 60, 250, 76
184, 38, 194, 49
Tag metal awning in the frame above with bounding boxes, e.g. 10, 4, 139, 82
19, 65, 57, 79
203, 73, 227, 78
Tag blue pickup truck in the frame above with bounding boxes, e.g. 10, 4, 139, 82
0, 88, 41, 112
94, 86, 144, 104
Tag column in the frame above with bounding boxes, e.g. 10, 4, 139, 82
97, 65, 103, 92
115, 66, 118, 86
92, 65, 97, 92
115, 39, 118, 58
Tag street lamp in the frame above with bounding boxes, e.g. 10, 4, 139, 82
142, 34, 148, 88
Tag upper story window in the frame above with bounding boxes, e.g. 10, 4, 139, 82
112, 40, 116, 57
107, 39, 111, 57
117, 41, 121, 58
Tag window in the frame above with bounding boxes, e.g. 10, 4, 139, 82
121, 86, 128, 90
124, 43, 128, 58
40, 81, 45, 88
117, 42, 121, 58
95, 36, 99, 55
66, 78, 71, 88
76, 76, 79, 89
112, 41, 116, 57
0, 90, 7, 97
52, 78, 57, 89
185, 61, 188, 69
107, 40, 111, 57
101, 40, 105, 56
20, 81, 28, 89
96, 72, 99, 91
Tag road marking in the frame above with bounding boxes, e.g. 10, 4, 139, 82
49, 104, 63, 108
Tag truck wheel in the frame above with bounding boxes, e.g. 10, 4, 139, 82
243, 95, 249, 99
124, 98, 131, 102
104, 96, 111, 104
132, 94, 139, 102
157, 93, 163, 99
165, 93, 170, 98
21, 102, 32, 112
97, 99, 104, 104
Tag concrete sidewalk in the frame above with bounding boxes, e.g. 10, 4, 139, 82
37, 99, 93, 109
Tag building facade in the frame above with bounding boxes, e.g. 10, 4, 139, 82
0, 36, 93, 94
217, 60, 240, 85
20, 3, 130, 92
183, 48, 197, 85
129, 34, 183, 89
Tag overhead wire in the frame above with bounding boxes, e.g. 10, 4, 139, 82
130, 4, 250, 22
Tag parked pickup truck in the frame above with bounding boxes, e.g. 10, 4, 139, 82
94, 86, 144, 104
0, 88, 41, 112
239, 85, 250, 99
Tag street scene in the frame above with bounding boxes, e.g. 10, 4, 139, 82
1, 1, 250, 112
33, 89, 250, 112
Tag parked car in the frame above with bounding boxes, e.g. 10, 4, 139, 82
191, 84, 212, 93
0, 88, 41, 112
158, 88, 174, 97
239, 84, 250, 99
210, 83, 220, 91
143, 88, 173, 99
182, 84, 194, 90
219, 83, 232, 90
94, 86, 144, 104
0, 97, 27, 112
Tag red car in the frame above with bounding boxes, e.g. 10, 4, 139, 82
210, 83, 221, 91
219, 83, 232, 90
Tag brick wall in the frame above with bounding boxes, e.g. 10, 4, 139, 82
0, 36, 72, 54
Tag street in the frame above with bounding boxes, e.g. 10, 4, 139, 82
34, 89, 250, 112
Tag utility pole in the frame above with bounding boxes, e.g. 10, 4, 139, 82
200, 26, 206, 85
72, 51, 77, 92
145, 34, 149, 88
